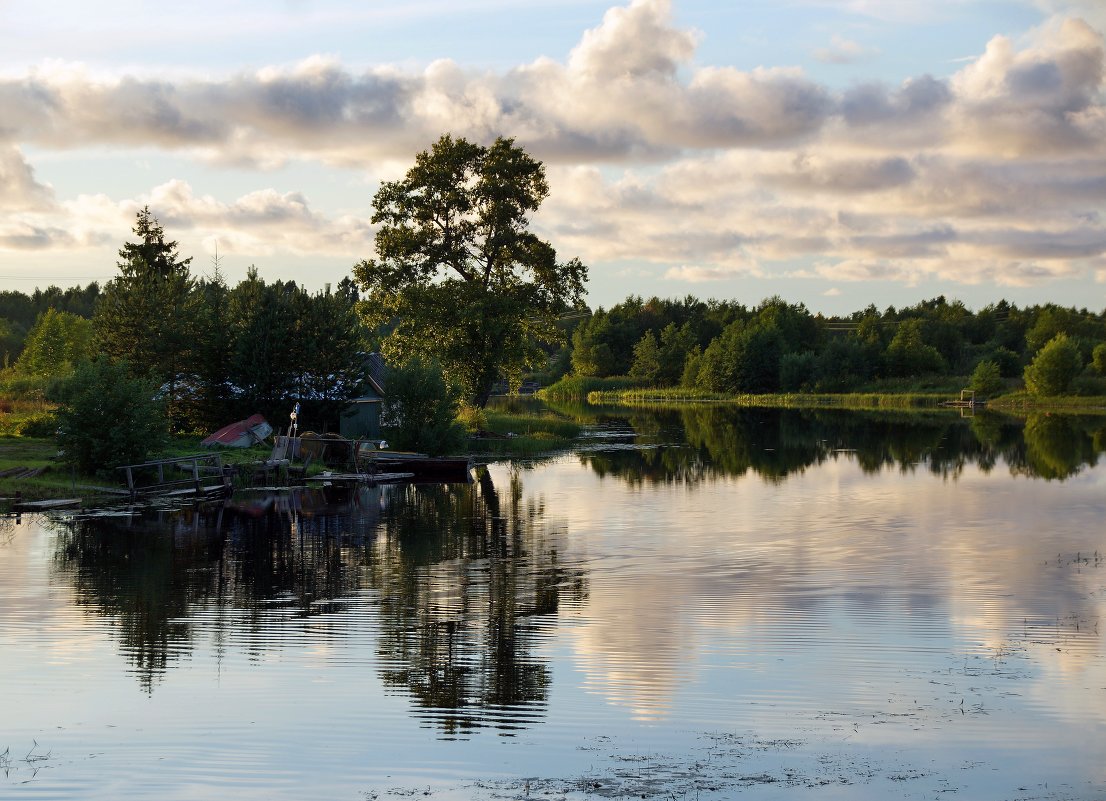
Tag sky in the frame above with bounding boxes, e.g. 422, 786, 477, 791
1, 0, 1104, 314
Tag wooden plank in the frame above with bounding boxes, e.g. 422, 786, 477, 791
13, 498, 81, 510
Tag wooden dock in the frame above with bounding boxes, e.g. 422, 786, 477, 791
117, 454, 231, 497
940, 389, 985, 409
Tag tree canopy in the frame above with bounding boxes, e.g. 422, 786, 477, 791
354, 134, 587, 407
14, 308, 94, 379
565, 293, 1106, 397
52, 359, 168, 475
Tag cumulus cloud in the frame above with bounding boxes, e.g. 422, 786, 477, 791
0, 0, 836, 165
0, 0, 1104, 296
567, 0, 699, 81
950, 17, 1105, 156
0, 222, 76, 251
139, 180, 375, 256
664, 263, 756, 282
0, 147, 55, 211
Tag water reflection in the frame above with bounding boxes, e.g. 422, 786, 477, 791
579, 407, 1106, 484
49, 477, 584, 735
371, 469, 586, 735
8, 404, 1106, 800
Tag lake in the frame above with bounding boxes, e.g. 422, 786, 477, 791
2, 406, 1105, 800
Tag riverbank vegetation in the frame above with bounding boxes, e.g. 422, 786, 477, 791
545, 294, 1106, 408
3, 174, 1106, 489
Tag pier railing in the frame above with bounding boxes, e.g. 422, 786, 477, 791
117, 453, 228, 496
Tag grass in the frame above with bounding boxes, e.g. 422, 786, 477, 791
587, 384, 1106, 416
467, 407, 582, 457
0, 432, 324, 502
986, 391, 1106, 413
0, 435, 118, 499
0, 399, 56, 437
539, 375, 645, 401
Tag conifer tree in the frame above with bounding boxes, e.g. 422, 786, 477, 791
94, 207, 198, 429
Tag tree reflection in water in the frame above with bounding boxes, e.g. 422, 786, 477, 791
52, 506, 224, 692
371, 468, 586, 736
43, 407, 1105, 719
578, 406, 1106, 485
49, 477, 585, 735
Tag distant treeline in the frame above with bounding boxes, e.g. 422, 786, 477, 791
563, 295, 1106, 395
0, 284, 102, 365
6, 255, 1106, 437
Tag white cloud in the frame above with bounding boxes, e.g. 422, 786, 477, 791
663, 264, 752, 282
949, 17, 1105, 156
567, 0, 699, 81
141, 180, 375, 256
0, 147, 55, 211
813, 35, 880, 64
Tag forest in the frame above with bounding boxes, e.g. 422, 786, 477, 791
563, 294, 1106, 398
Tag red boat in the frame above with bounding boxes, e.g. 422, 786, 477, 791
201, 414, 273, 448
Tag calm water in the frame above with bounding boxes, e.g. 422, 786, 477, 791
2, 406, 1105, 800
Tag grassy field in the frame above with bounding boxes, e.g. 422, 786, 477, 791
985, 391, 1106, 413
0, 435, 110, 499
539, 375, 646, 401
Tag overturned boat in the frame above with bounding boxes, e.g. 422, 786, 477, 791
201, 414, 273, 448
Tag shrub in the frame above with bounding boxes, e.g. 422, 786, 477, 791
979, 346, 1021, 378
457, 404, 488, 432
968, 360, 1004, 397
1070, 374, 1106, 397
50, 359, 168, 475
1093, 342, 1106, 376
380, 357, 466, 455
1023, 333, 1083, 397
14, 412, 58, 438
779, 351, 816, 392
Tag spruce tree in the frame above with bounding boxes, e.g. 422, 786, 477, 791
94, 207, 198, 430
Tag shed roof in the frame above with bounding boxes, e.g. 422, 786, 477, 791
350, 352, 386, 401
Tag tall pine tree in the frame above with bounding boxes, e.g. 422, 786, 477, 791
94, 207, 198, 430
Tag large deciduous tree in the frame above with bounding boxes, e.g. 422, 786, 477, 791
353, 135, 587, 407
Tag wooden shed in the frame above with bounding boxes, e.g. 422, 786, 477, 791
340, 353, 387, 440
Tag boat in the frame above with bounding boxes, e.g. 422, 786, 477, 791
365, 451, 472, 482
201, 414, 273, 448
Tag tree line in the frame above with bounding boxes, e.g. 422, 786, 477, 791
2, 207, 368, 437
565, 295, 1106, 396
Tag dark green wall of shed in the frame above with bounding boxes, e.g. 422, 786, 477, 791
340, 400, 382, 439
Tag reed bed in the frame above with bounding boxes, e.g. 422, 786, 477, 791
587, 388, 948, 410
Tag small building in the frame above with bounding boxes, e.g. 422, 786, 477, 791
340, 353, 387, 440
